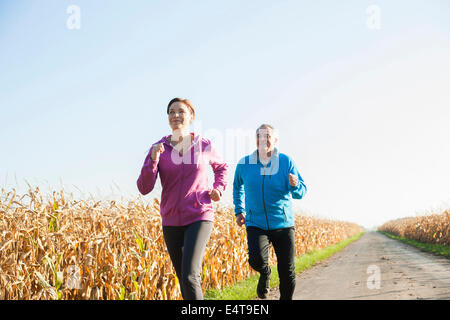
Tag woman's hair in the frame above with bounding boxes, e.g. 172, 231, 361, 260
167, 97, 195, 120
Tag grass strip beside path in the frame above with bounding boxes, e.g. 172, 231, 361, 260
379, 231, 450, 259
205, 232, 364, 300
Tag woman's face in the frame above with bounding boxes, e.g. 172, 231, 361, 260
168, 102, 193, 131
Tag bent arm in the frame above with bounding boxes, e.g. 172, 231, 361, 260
288, 158, 307, 200
209, 144, 228, 195
137, 147, 159, 195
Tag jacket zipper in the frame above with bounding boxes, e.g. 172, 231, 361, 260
262, 166, 270, 230
177, 149, 185, 225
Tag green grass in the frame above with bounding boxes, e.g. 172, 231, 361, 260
205, 231, 364, 300
379, 231, 450, 259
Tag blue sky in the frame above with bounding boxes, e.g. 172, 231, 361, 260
1, 0, 450, 228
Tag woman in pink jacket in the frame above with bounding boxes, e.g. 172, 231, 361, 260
137, 97, 228, 300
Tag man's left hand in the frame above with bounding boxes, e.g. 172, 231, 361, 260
289, 174, 298, 187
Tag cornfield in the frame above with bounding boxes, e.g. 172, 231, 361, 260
378, 211, 450, 245
0, 187, 362, 300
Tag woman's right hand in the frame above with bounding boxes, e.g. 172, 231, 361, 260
151, 143, 165, 161
236, 213, 245, 227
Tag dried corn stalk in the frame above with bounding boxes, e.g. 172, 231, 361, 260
0, 187, 363, 300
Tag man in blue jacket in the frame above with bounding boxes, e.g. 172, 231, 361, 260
233, 124, 307, 300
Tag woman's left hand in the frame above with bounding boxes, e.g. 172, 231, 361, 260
209, 189, 221, 202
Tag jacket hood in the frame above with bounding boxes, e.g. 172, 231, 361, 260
159, 132, 201, 147
158, 132, 204, 168
249, 147, 280, 176
249, 147, 279, 164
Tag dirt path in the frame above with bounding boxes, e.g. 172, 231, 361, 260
265, 231, 450, 300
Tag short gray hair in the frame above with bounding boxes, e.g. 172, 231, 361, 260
256, 124, 278, 138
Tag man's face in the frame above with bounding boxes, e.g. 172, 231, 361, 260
256, 127, 277, 154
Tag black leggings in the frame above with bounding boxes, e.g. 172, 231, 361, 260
162, 220, 213, 300
246, 226, 296, 300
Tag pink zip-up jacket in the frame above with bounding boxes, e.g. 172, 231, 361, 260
137, 133, 228, 226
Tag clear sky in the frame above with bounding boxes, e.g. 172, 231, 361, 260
1, 0, 450, 228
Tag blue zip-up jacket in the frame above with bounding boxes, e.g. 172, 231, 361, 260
233, 148, 307, 230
